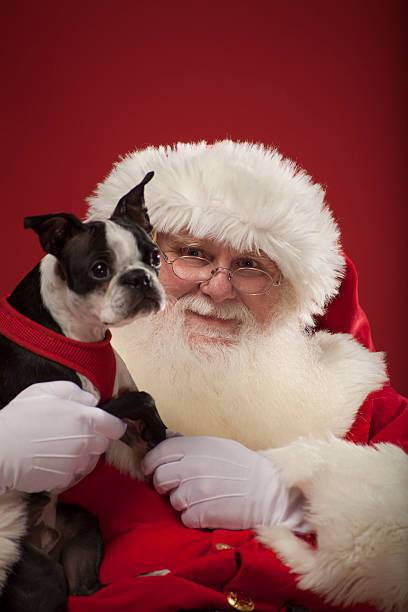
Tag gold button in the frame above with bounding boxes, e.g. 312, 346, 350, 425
215, 542, 233, 550
227, 590, 254, 611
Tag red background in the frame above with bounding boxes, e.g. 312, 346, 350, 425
1, 1, 407, 395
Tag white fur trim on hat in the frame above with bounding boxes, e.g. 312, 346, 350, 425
87, 141, 345, 326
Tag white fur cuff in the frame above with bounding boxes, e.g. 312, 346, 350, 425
258, 436, 408, 612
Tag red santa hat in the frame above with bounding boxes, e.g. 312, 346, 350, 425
87, 140, 345, 327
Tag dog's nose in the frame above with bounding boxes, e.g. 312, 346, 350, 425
120, 269, 152, 290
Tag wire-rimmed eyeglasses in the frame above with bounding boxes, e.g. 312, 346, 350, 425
158, 249, 281, 296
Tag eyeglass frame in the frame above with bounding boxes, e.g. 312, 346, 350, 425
156, 245, 282, 296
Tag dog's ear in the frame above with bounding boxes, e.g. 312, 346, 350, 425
24, 213, 85, 258
110, 171, 154, 234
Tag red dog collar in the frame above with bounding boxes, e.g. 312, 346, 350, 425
0, 296, 116, 402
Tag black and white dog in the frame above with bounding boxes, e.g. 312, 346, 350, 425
0, 172, 167, 611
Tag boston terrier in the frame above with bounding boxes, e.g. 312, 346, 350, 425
0, 172, 167, 611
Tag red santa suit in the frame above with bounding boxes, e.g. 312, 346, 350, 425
61, 141, 408, 612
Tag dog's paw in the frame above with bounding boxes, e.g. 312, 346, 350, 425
124, 391, 166, 449
102, 391, 166, 479
102, 390, 166, 449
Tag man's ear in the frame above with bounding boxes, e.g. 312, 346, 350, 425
110, 171, 154, 233
24, 213, 85, 258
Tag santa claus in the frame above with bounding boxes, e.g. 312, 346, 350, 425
2, 141, 407, 612
78, 141, 407, 612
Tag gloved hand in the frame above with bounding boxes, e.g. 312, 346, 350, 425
0, 381, 126, 493
143, 436, 309, 532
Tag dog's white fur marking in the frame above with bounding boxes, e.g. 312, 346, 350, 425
100, 222, 165, 327
75, 359, 145, 478
0, 491, 27, 592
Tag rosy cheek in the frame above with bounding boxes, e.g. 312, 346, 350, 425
158, 266, 190, 299
240, 295, 272, 327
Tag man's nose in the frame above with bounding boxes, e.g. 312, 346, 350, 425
199, 268, 236, 302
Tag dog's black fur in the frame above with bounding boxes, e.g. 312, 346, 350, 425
0, 172, 167, 611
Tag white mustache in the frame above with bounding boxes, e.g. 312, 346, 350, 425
175, 294, 253, 323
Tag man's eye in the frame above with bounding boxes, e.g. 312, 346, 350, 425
235, 258, 256, 269
91, 262, 110, 279
182, 247, 206, 258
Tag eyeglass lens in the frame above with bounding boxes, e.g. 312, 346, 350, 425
172, 256, 275, 294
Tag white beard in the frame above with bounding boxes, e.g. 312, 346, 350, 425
112, 295, 386, 450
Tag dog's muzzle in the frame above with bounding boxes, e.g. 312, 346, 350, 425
118, 268, 165, 314
120, 269, 153, 290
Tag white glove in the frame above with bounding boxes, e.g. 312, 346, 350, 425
0, 381, 127, 493
143, 436, 309, 532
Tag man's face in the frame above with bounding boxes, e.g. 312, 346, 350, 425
156, 231, 289, 348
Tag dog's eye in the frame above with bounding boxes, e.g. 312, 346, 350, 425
151, 249, 161, 269
91, 262, 110, 279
